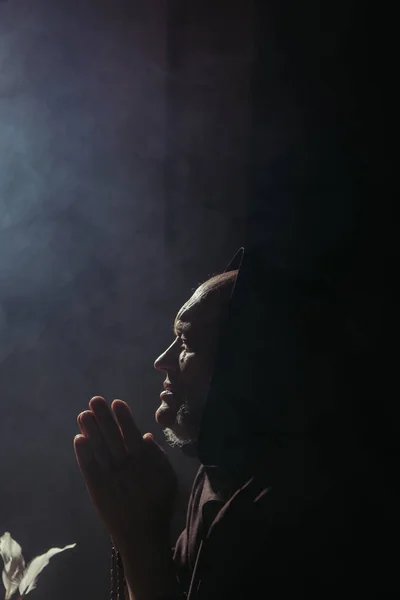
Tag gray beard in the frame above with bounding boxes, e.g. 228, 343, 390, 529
163, 402, 197, 449
163, 428, 193, 448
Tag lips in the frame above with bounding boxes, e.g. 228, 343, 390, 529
163, 380, 177, 391
157, 383, 180, 427
160, 389, 175, 400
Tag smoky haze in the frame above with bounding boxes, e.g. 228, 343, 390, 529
0, 1, 250, 598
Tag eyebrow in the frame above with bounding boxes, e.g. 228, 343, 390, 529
173, 317, 191, 337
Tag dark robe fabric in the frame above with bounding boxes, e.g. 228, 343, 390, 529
173, 465, 398, 599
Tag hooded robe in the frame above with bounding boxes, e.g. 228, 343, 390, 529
172, 246, 398, 600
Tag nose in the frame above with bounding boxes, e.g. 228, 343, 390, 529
154, 339, 178, 372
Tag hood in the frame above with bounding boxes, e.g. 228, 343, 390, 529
197, 246, 377, 484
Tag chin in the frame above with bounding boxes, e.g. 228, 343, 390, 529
159, 400, 202, 456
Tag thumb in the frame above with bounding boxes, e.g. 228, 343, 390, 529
142, 432, 169, 461
143, 432, 163, 453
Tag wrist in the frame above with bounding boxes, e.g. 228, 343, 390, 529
115, 522, 172, 558
118, 536, 178, 600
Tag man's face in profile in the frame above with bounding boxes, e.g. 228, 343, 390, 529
154, 273, 236, 450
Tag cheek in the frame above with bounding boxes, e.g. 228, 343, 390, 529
179, 350, 194, 372
180, 352, 212, 389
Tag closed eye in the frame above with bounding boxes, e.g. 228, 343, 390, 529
180, 336, 192, 351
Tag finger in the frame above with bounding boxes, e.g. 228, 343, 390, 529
89, 397, 127, 462
73, 434, 104, 487
78, 411, 112, 469
111, 400, 143, 455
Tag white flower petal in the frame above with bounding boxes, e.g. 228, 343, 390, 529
2, 570, 21, 600
18, 543, 76, 596
0, 533, 26, 599
0, 533, 24, 567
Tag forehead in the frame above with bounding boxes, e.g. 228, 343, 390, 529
173, 288, 221, 335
